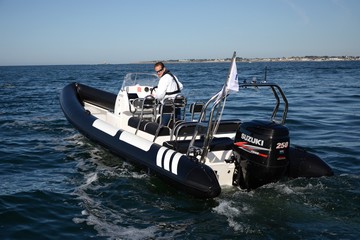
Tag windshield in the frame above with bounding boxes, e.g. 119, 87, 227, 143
121, 73, 159, 90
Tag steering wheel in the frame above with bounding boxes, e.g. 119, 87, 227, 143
150, 86, 158, 94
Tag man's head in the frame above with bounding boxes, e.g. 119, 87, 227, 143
154, 62, 166, 77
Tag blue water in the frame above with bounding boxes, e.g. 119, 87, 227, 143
1, 61, 359, 239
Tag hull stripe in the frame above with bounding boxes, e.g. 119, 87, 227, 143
156, 147, 167, 168
164, 150, 176, 171
92, 119, 118, 136
156, 147, 182, 175
119, 131, 152, 151
171, 153, 181, 175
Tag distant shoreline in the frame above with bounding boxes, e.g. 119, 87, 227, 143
139, 56, 360, 64
2, 56, 359, 67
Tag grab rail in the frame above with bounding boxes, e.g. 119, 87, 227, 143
238, 83, 288, 125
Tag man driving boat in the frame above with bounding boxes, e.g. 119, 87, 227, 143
153, 62, 183, 102
153, 62, 183, 124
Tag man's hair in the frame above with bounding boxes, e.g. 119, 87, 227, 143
154, 62, 165, 69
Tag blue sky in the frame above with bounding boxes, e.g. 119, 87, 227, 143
1, 0, 359, 66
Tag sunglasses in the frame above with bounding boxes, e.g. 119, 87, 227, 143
155, 67, 163, 74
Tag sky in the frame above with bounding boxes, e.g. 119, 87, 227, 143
0, 0, 359, 66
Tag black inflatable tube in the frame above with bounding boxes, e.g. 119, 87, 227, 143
287, 147, 334, 178
76, 83, 117, 112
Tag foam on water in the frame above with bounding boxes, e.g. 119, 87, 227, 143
69, 142, 163, 239
74, 212, 158, 240
213, 200, 254, 232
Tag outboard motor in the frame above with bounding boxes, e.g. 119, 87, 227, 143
233, 120, 290, 189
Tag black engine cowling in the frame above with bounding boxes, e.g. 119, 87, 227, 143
233, 120, 290, 189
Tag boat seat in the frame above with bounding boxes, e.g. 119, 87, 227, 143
144, 122, 171, 136
157, 99, 176, 127
131, 95, 157, 120
129, 95, 157, 134
189, 101, 205, 121
163, 137, 234, 153
171, 119, 241, 140
163, 119, 240, 153
174, 94, 187, 121
128, 117, 149, 131
128, 117, 170, 136
213, 119, 241, 134
172, 121, 199, 140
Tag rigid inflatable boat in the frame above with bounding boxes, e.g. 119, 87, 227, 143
60, 53, 333, 198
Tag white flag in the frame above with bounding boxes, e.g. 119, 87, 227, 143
226, 56, 239, 92
215, 52, 239, 102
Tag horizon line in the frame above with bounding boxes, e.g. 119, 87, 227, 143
1, 55, 360, 67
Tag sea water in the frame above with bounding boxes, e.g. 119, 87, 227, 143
0, 61, 359, 239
